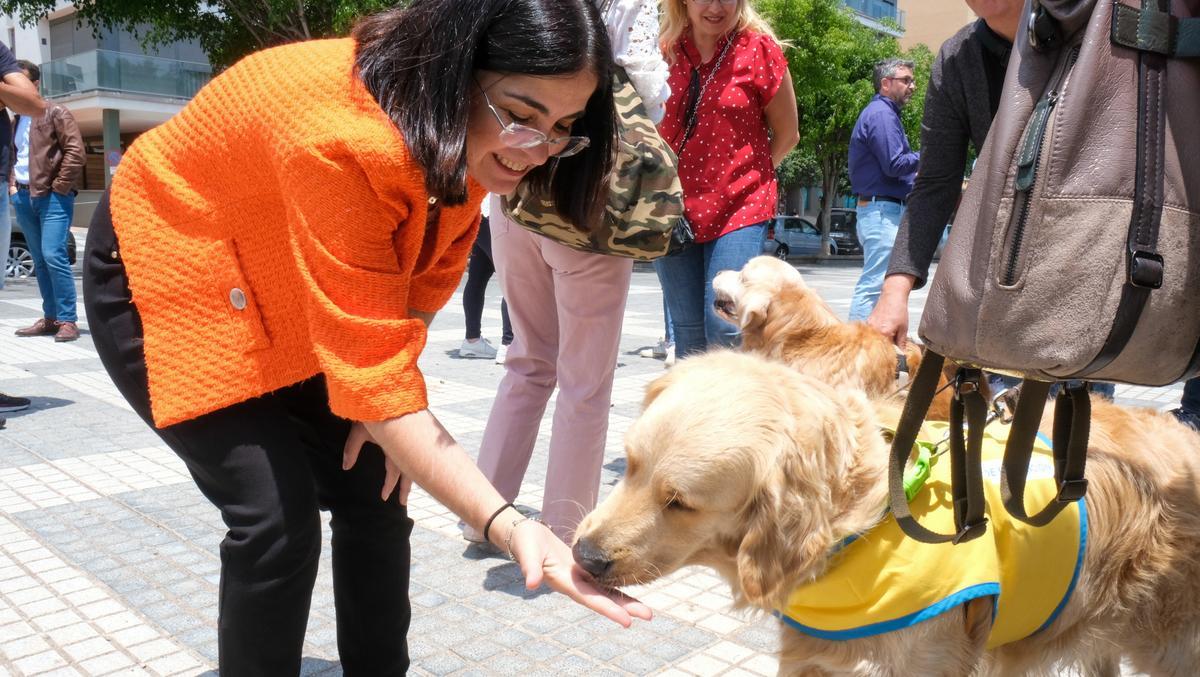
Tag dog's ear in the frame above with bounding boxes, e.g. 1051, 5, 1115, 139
735, 388, 867, 607
738, 289, 772, 332
736, 447, 831, 607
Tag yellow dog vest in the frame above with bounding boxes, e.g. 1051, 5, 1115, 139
778, 421, 1086, 649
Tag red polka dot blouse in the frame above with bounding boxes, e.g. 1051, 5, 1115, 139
658, 30, 787, 243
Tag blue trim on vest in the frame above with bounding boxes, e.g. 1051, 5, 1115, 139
774, 583, 1001, 640
1034, 498, 1088, 634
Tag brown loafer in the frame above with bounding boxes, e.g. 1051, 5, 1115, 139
15, 317, 58, 337
53, 321, 80, 342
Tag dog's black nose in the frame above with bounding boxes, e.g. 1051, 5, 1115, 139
572, 537, 614, 579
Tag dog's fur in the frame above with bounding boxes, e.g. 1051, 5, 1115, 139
712, 255, 966, 421
574, 351, 1200, 675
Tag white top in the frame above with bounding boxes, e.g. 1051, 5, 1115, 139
13, 115, 30, 184
603, 0, 671, 123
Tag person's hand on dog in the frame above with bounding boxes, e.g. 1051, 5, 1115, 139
498, 510, 653, 628
868, 274, 916, 348
343, 422, 412, 505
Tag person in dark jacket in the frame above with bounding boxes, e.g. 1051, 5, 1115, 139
865, 1, 1018, 340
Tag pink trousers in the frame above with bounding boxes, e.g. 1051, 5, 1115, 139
477, 198, 633, 539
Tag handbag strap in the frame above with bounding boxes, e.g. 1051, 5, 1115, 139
1001, 381, 1090, 525
887, 353, 991, 544
1075, 0, 1170, 378
679, 32, 737, 154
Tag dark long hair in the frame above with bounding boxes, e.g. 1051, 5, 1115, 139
355, 0, 615, 229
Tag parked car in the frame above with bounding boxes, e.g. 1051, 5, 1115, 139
828, 208, 862, 255
764, 215, 837, 259
6, 214, 77, 280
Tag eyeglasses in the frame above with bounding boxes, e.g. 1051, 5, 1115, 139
691, 0, 740, 5
478, 85, 590, 158
885, 75, 915, 86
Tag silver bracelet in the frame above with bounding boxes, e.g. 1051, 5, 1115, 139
504, 516, 547, 562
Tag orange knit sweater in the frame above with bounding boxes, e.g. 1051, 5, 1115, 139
110, 39, 484, 427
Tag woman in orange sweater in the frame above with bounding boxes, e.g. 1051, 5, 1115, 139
81, 1, 649, 674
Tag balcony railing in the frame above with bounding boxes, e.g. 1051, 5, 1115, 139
843, 0, 904, 28
40, 49, 212, 101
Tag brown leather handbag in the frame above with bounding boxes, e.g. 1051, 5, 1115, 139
890, 0, 1200, 544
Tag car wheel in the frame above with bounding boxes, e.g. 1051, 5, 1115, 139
6, 240, 34, 279
774, 242, 789, 260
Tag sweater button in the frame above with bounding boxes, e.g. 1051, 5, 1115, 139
110, 249, 119, 260
229, 288, 247, 310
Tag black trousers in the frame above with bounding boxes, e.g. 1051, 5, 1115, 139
82, 192, 412, 676
462, 216, 513, 343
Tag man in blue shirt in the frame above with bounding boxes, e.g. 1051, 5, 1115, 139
846, 58, 919, 321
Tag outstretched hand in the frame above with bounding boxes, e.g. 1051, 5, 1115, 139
343, 422, 412, 505
506, 518, 652, 628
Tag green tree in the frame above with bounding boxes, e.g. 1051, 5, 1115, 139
758, 0, 929, 257
0, 0, 397, 69
899, 42, 934, 152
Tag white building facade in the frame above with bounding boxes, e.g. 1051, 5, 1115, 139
3, 1, 210, 224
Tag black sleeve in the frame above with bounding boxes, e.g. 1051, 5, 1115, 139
888, 40, 972, 289
0, 42, 20, 78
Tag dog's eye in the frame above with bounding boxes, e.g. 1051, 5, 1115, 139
665, 495, 694, 512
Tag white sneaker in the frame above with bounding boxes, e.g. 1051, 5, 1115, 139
639, 338, 669, 359
494, 343, 509, 364
459, 337, 497, 359
664, 343, 676, 368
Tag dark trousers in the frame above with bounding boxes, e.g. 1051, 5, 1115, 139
82, 192, 413, 676
463, 216, 513, 344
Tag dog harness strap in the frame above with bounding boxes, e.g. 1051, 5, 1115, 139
893, 347, 910, 387
1002, 381, 1090, 525
888, 351, 959, 544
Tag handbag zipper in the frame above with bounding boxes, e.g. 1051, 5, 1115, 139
1001, 44, 1081, 286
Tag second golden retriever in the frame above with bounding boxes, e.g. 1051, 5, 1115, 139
712, 255, 966, 420
574, 351, 1200, 675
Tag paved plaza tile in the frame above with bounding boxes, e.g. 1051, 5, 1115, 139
0, 243, 1171, 675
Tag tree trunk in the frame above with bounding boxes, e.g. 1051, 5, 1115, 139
817, 155, 837, 259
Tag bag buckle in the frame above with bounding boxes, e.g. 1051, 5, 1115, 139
953, 368, 983, 399
1056, 478, 1089, 502
1028, 1, 1061, 52
953, 518, 989, 544
1128, 250, 1164, 289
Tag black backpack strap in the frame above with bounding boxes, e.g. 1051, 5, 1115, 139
1001, 381, 1090, 525
888, 351, 952, 543
1077, 0, 1170, 378
888, 354, 990, 544
946, 369, 991, 544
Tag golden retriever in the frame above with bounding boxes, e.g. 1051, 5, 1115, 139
711, 255, 969, 421
574, 351, 1200, 675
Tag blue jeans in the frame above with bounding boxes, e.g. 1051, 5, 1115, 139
849, 200, 904, 321
662, 297, 674, 344
654, 222, 767, 358
0, 189, 10, 289
13, 189, 76, 322
1179, 377, 1200, 415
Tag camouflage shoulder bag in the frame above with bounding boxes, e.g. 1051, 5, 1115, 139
500, 66, 686, 261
